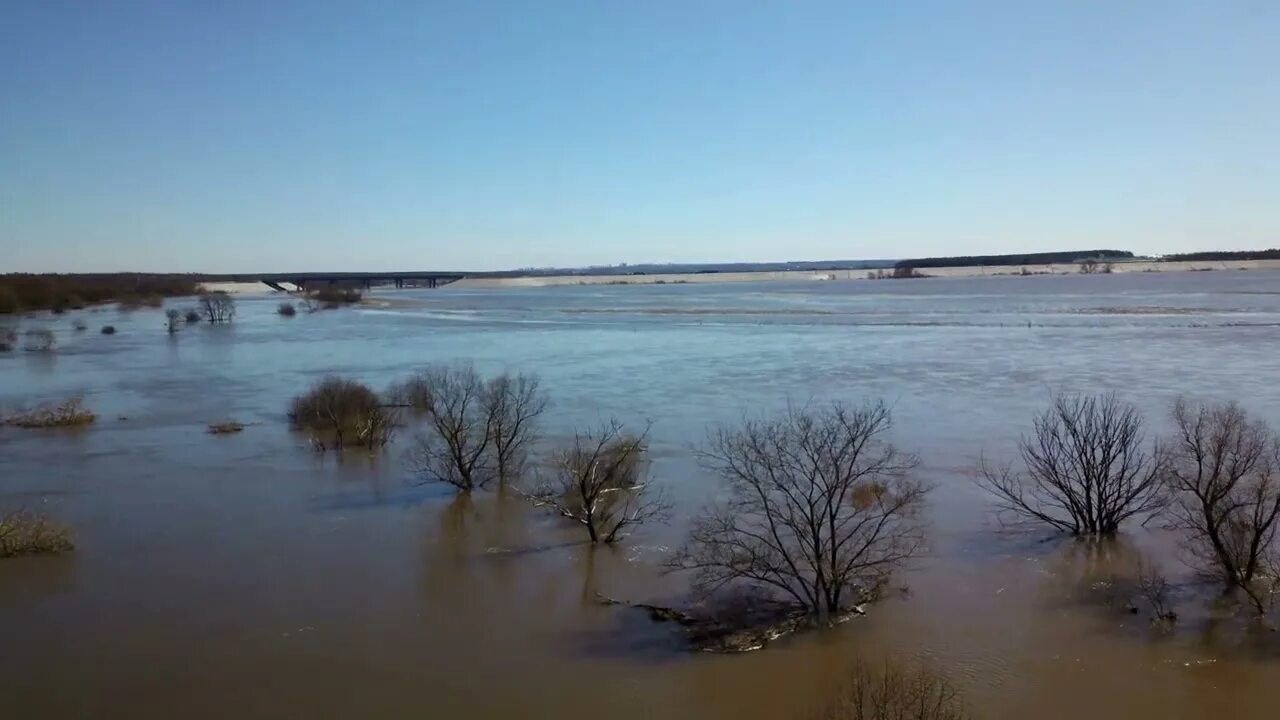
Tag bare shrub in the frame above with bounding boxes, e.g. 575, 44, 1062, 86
199, 292, 236, 324
1135, 558, 1177, 628
407, 365, 494, 491
526, 420, 669, 544
1163, 398, 1280, 616
289, 377, 395, 450
165, 308, 183, 334
100, 325, 116, 335
1079, 259, 1099, 274
23, 328, 55, 352
819, 660, 971, 720
0, 510, 75, 558
486, 372, 548, 487
669, 401, 925, 623
977, 393, 1164, 536
277, 302, 297, 317
5, 398, 96, 429
183, 309, 202, 324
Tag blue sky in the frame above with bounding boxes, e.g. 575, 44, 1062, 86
2, 1, 1277, 273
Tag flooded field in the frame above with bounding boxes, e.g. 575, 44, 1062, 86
3, 270, 1280, 718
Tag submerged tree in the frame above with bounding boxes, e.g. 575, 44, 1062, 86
819, 660, 971, 720
977, 393, 1165, 537
1163, 398, 1280, 615
198, 292, 236, 324
407, 365, 495, 492
669, 401, 925, 623
485, 372, 548, 487
403, 365, 549, 492
526, 420, 668, 544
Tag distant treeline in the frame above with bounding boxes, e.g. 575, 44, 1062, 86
1162, 249, 1280, 262
895, 250, 1133, 270
0, 274, 204, 314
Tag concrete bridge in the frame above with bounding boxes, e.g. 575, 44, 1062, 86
211, 271, 472, 292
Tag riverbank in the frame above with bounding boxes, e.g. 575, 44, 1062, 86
452, 259, 1280, 289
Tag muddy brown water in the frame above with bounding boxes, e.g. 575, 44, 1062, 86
3, 271, 1280, 718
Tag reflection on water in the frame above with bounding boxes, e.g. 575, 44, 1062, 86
3, 271, 1280, 718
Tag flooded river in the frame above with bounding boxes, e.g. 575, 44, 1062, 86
3, 270, 1280, 718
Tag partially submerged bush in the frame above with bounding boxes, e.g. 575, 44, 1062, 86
0, 510, 75, 558
165, 308, 183, 334
289, 377, 395, 450
199, 292, 236, 323
72, 319, 87, 332
184, 309, 202, 324
0, 328, 15, 352
101, 325, 116, 335
819, 660, 971, 720
208, 420, 246, 435
5, 398, 97, 428
22, 328, 55, 352
277, 302, 297, 317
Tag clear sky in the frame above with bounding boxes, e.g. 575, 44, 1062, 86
2, 1, 1277, 273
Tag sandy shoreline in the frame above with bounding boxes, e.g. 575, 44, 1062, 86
451, 258, 1280, 289
197, 259, 1280, 294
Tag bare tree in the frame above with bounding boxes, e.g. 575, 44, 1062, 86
819, 660, 971, 720
669, 401, 925, 623
977, 393, 1165, 536
485, 372, 548, 487
407, 365, 494, 492
526, 420, 669, 544
199, 292, 236, 324
1163, 398, 1280, 616
1135, 558, 1177, 628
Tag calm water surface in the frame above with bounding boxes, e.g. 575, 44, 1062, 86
3, 271, 1280, 718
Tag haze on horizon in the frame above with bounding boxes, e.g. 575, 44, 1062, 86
2, 1, 1277, 274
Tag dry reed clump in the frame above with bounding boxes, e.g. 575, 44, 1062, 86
208, 420, 246, 434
